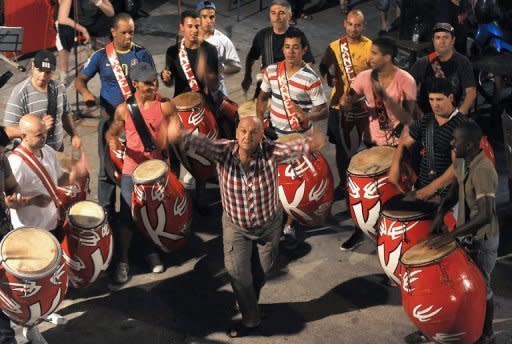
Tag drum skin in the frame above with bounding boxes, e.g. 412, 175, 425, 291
347, 147, 406, 241
61, 201, 114, 288
400, 243, 486, 344
132, 160, 193, 253
277, 151, 334, 226
377, 208, 433, 285
0, 228, 68, 327
174, 92, 219, 183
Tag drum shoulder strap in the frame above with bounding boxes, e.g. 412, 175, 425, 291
425, 116, 437, 176
47, 80, 57, 136
126, 96, 156, 152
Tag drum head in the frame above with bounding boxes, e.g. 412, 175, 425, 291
276, 133, 305, 144
0, 227, 60, 279
132, 159, 168, 184
382, 195, 437, 220
401, 238, 457, 267
69, 201, 105, 229
347, 146, 396, 176
173, 92, 202, 110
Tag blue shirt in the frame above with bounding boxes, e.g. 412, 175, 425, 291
81, 43, 154, 112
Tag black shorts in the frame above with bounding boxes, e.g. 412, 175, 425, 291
57, 14, 113, 51
327, 108, 343, 145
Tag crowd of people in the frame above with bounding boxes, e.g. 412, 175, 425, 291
0, 0, 503, 343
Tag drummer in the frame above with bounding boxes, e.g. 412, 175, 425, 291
105, 62, 175, 285
429, 120, 499, 344
256, 26, 328, 249
166, 114, 326, 338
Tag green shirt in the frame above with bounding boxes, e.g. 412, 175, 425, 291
454, 151, 499, 239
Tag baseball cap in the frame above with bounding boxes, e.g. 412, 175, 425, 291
196, 0, 216, 12
432, 22, 455, 35
130, 62, 158, 82
34, 50, 56, 71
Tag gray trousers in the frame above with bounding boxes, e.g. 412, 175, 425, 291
467, 234, 500, 300
222, 211, 282, 327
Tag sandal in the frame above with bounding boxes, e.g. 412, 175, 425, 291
300, 14, 313, 20
226, 323, 260, 338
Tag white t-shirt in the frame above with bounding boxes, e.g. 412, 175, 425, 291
206, 29, 241, 96
8, 145, 64, 231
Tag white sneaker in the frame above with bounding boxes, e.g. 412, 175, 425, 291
23, 326, 48, 344
46, 312, 67, 325
182, 171, 196, 190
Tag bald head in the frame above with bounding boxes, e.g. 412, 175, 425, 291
344, 9, 366, 40
347, 9, 365, 21
19, 114, 45, 135
20, 114, 47, 150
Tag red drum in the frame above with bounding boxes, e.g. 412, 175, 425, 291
61, 201, 113, 288
0, 227, 68, 327
377, 196, 436, 285
347, 146, 411, 240
132, 159, 192, 252
105, 137, 126, 185
276, 134, 334, 226
174, 92, 219, 183
400, 238, 486, 343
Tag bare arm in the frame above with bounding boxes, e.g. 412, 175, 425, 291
4, 126, 21, 139
95, 0, 115, 17
58, 0, 90, 41
75, 72, 97, 105
303, 103, 328, 122
389, 133, 416, 191
458, 87, 476, 115
105, 104, 126, 150
241, 56, 258, 92
223, 64, 241, 75
416, 164, 456, 200
256, 91, 271, 122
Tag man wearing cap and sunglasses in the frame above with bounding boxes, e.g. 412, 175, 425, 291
196, 0, 241, 97
410, 22, 477, 116
2, 50, 81, 152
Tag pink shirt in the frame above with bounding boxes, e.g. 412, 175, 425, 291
122, 95, 165, 175
351, 68, 416, 146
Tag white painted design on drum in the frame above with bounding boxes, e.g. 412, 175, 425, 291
26, 287, 62, 327
432, 332, 466, 343
174, 196, 187, 217
3, 281, 41, 298
89, 237, 113, 284
363, 176, 388, 200
313, 202, 331, 217
352, 201, 381, 237
0, 289, 22, 314
72, 230, 101, 247
134, 184, 146, 202
50, 264, 66, 286
377, 242, 401, 285
70, 274, 84, 285
380, 219, 420, 241
347, 177, 360, 199
151, 178, 167, 202
308, 179, 328, 202
402, 270, 422, 293
140, 204, 184, 252
278, 182, 313, 224
412, 304, 443, 323
206, 129, 218, 141
187, 128, 212, 166
187, 106, 205, 127
62, 252, 86, 271
101, 223, 110, 238
284, 159, 309, 179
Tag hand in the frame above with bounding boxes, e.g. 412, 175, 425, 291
42, 115, 55, 131
27, 194, 52, 207
294, 105, 307, 123
428, 233, 454, 250
388, 170, 405, 194
81, 29, 91, 44
108, 138, 119, 151
308, 129, 326, 152
71, 135, 81, 149
161, 69, 172, 83
70, 151, 89, 181
415, 185, 436, 201
241, 76, 252, 93
430, 213, 447, 234
83, 92, 97, 108
167, 115, 183, 144
4, 193, 23, 209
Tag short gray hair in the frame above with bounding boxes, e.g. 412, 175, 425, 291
270, 0, 292, 12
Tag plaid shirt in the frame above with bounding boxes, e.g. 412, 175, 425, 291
182, 134, 311, 228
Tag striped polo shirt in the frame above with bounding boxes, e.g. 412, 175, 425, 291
3, 78, 67, 150
261, 62, 327, 134
409, 111, 467, 190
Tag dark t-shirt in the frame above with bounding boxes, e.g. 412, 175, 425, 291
409, 112, 467, 190
248, 27, 315, 68
0, 155, 13, 232
165, 41, 219, 97
409, 52, 475, 114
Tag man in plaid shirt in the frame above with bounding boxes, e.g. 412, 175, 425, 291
167, 115, 325, 337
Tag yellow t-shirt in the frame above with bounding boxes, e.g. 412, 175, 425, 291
321, 36, 372, 109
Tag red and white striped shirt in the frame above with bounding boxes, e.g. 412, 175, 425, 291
182, 134, 311, 228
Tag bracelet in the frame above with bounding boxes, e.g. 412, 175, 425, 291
95, 0, 103, 7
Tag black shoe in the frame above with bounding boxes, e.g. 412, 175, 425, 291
339, 230, 364, 251
475, 334, 496, 344
226, 322, 260, 338
404, 331, 429, 344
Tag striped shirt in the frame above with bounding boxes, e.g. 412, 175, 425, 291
409, 111, 467, 189
261, 63, 327, 135
3, 78, 67, 150
182, 133, 312, 229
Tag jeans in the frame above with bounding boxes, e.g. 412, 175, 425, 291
222, 211, 282, 327
0, 311, 14, 344
98, 113, 116, 219
467, 234, 500, 300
